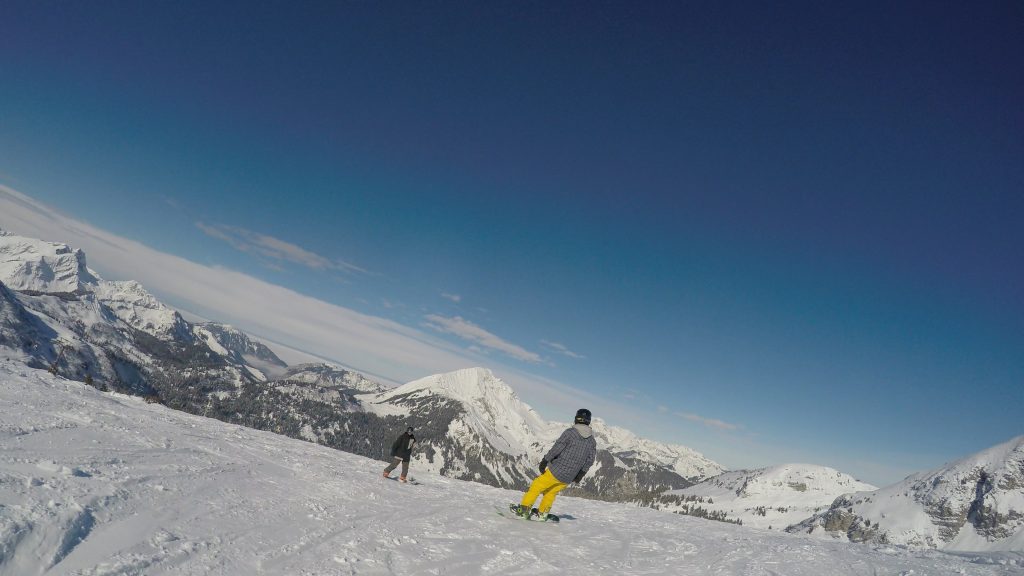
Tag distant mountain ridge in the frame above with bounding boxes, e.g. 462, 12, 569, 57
0, 230, 725, 503
788, 436, 1024, 551
0, 230, 260, 394
665, 464, 877, 529
193, 322, 287, 375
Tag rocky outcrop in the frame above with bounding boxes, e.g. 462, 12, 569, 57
788, 437, 1024, 551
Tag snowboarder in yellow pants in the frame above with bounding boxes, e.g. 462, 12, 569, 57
513, 409, 597, 520
519, 469, 568, 516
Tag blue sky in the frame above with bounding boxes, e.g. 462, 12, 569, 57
1, 1, 1022, 485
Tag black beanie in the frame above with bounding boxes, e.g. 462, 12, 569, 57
574, 408, 592, 425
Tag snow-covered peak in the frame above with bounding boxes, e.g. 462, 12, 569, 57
280, 362, 385, 394
689, 463, 876, 501
590, 419, 726, 481
791, 436, 1024, 551
383, 368, 527, 415
392, 367, 513, 400
92, 280, 189, 341
916, 434, 1022, 490
194, 322, 288, 376
863, 435, 1024, 549
671, 464, 877, 529
377, 367, 550, 456
0, 231, 187, 341
0, 231, 100, 293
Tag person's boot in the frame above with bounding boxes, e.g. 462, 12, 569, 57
509, 504, 531, 519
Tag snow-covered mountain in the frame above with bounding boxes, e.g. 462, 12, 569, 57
0, 230, 723, 504
0, 231, 264, 394
193, 322, 287, 378
0, 231, 99, 293
280, 362, 387, 394
3, 362, 1021, 575
1, 231, 188, 341
789, 436, 1024, 551
362, 367, 724, 496
365, 368, 560, 486
666, 464, 877, 529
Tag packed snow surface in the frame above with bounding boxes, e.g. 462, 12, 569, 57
2, 363, 1022, 575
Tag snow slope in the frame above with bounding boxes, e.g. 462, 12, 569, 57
675, 464, 877, 529
2, 362, 1021, 575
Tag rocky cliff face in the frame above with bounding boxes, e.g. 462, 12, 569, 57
0, 231, 99, 294
788, 436, 1024, 551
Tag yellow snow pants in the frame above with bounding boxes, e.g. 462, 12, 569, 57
520, 469, 568, 515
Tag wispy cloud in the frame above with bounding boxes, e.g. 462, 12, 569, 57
675, 411, 740, 431
197, 222, 366, 275
541, 339, 586, 359
380, 298, 406, 310
0, 186, 477, 386
423, 314, 545, 364
441, 292, 462, 303
655, 403, 738, 431
619, 387, 647, 402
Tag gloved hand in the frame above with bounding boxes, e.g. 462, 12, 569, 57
539, 459, 548, 474
573, 470, 585, 483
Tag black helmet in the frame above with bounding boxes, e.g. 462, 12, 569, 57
574, 408, 592, 425
406, 426, 414, 434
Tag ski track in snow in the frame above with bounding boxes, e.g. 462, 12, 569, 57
1, 362, 1022, 575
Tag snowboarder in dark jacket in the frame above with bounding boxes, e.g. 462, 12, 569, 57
513, 408, 597, 520
383, 427, 416, 482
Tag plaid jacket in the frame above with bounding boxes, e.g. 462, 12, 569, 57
544, 424, 597, 483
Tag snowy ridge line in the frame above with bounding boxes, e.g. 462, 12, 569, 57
2, 362, 1021, 575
